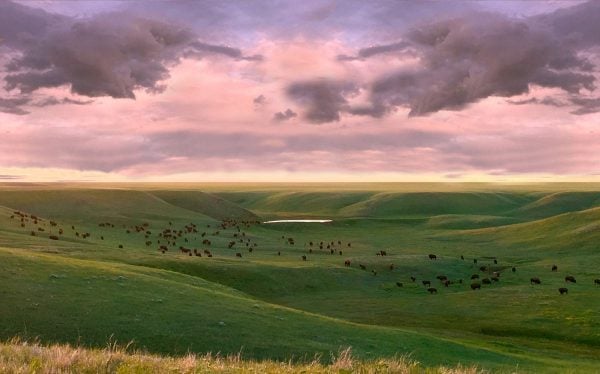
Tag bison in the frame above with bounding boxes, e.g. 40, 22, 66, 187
552, 265, 558, 272
482, 278, 491, 285
565, 275, 576, 283
236, 253, 242, 258
396, 282, 403, 287
558, 287, 568, 295
302, 255, 307, 261
471, 274, 479, 280
595, 279, 600, 286
471, 282, 481, 290
427, 287, 438, 294
344, 260, 351, 267
428, 254, 437, 260
422, 280, 431, 287
530, 277, 541, 285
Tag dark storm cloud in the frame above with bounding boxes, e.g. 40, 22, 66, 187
0, 97, 30, 115
286, 80, 359, 123
360, 11, 596, 117
569, 97, 600, 115
325, 2, 600, 120
507, 97, 568, 107
272, 109, 297, 122
253, 94, 266, 105
0, 0, 259, 112
337, 41, 411, 61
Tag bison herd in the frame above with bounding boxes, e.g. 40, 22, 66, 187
7, 210, 600, 297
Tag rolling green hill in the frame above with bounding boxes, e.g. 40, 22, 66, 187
1, 183, 600, 372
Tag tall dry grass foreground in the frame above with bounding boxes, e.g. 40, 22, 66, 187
0, 339, 484, 374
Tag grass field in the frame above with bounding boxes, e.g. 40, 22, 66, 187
1, 183, 599, 372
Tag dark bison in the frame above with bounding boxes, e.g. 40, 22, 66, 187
371, 270, 377, 276
118, 244, 123, 249
427, 287, 437, 294
422, 280, 431, 287
396, 282, 403, 287
460, 255, 464, 260
552, 265, 558, 272
442, 280, 450, 287
512, 267, 516, 272
302, 255, 307, 261
595, 279, 600, 286
436, 275, 448, 281
410, 276, 416, 282
530, 277, 541, 285
344, 260, 351, 267
482, 278, 491, 285
479, 266, 487, 272
49, 235, 59, 240
558, 287, 568, 295
236, 253, 242, 258
471, 274, 479, 280
471, 282, 481, 290
428, 254, 437, 260
473, 258, 478, 264
359, 264, 366, 270
565, 275, 576, 283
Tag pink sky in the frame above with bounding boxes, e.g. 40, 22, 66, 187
0, 0, 599, 182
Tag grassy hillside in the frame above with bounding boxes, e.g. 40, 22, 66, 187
0, 340, 483, 374
1, 184, 600, 372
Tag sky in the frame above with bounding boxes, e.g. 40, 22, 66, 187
0, 0, 599, 182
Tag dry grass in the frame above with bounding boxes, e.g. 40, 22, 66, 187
0, 339, 485, 374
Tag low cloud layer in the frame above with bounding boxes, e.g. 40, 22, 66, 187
331, 5, 599, 120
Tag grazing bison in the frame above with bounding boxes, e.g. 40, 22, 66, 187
428, 254, 437, 260
512, 267, 517, 272
427, 287, 438, 294
339, 251, 343, 255
49, 235, 59, 240
530, 277, 541, 285
277, 251, 281, 256
344, 260, 351, 267
493, 259, 498, 264
118, 244, 123, 249
471, 282, 481, 290
473, 259, 478, 264
565, 275, 576, 283
410, 276, 416, 282
482, 278, 491, 285
236, 253, 242, 258
442, 280, 450, 287
479, 266, 487, 272
460, 255, 464, 260
558, 287, 568, 295
302, 255, 307, 261
595, 279, 600, 286
359, 264, 366, 270
552, 265, 558, 272
396, 282, 403, 287
436, 275, 447, 281
471, 274, 479, 280
422, 280, 431, 287
371, 270, 377, 276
